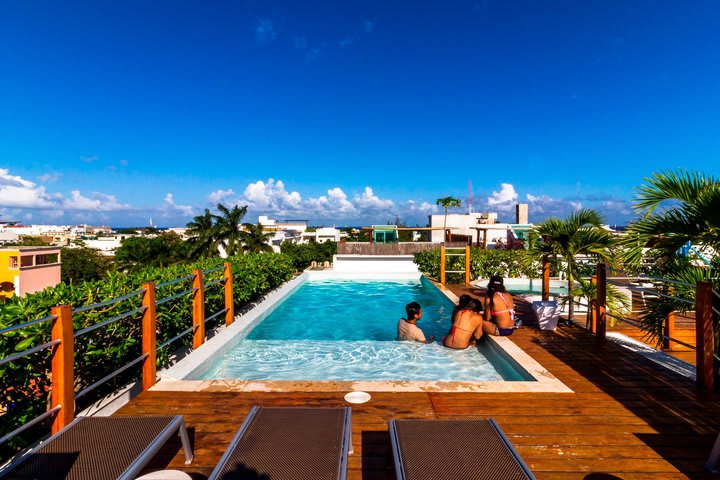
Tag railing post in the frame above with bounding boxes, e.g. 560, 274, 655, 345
542, 255, 550, 301
590, 275, 597, 333
141, 282, 157, 391
464, 245, 471, 285
440, 246, 446, 284
695, 281, 714, 392
224, 262, 234, 326
595, 263, 606, 340
193, 269, 205, 349
663, 311, 675, 351
50, 305, 74, 434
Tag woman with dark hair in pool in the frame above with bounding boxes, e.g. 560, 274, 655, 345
482, 275, 516, 336
443, 297, 485, 349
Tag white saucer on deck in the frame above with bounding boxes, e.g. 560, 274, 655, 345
344, 391, 371, 404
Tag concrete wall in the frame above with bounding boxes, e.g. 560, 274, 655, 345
337, 242, 463, 255
19, 263, 61, 296
333, 255, 420, 274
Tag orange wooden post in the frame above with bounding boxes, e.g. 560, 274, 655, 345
541, 255, 550, 301
224, 262, 234, 326
464, 245, 471, 285
695, 281, 714, 392
663, 311, 675, 350
590, 275, 597, 333
192, 269, 205, 349
595, 263, 607, 340
50, 305, 74, 434
440, 246, 446, 284
141, 282, 157, 391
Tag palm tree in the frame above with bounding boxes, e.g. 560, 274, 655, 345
624, 170, 719, 353
186, 208, 218, 259
527, 209, 615, 322
573, 277, 631, 329
436, 196, 461, 242
242, 222, 274, 253
213, 204, 248, 257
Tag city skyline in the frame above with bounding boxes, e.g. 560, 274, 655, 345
2, 1, 719, 226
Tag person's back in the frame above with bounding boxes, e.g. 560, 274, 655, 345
482, 276, 517, 336
443, 298, 484, 349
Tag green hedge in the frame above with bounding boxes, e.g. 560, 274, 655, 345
280, 241, 337, 271
0, 253, 294, 457
414, 248, 540, 281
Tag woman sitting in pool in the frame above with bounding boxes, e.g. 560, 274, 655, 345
443, 297, 485, 349
482, 275, 516, 336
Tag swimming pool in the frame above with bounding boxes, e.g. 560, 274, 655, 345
185, 277, 531, 382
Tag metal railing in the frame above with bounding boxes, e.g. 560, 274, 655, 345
0, 262, 235, 449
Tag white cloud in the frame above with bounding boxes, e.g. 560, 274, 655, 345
487, 183, 518, 210
63, 191, 130, 211
37, 172, 62, 183
208, 189, 237, 205
354, 187, 394, 211
242, 179, 302, 213
163, 193, 194, 217
307, 187, 357, 216
0, 168, 56, 208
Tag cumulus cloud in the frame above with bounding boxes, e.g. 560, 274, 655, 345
354, 187, 394, 211
307, 187, 357, 217
63, 191, 130, 211
0, 168, 56, 208
208, 188, 237, 205
487, 183, 518, 211
243, 179, 302, 213
162, 193, 194, 217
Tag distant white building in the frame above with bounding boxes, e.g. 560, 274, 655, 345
429, 205, 531, 248
303, 227, 341, 244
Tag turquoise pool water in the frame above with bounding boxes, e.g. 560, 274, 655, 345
189, 278, 532, 382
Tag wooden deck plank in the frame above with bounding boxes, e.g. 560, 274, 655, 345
114, 285, 720, 479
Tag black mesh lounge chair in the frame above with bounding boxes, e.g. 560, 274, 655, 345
389, 418, 535, 480
208, 406, 352, 480
2, 415, 193, 480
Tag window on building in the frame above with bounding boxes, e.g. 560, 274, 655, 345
20, 255, 33, 267
34, 253, 59, 266
8, 256, 18, 268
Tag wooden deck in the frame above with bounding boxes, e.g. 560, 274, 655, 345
115, 286, 720, 479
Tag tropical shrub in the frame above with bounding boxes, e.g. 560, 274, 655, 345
0, 253, 293, 458
280, 241, 337, 271
414, 248, 540, 282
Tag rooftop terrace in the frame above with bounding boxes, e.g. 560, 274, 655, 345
114, 286, 720, 479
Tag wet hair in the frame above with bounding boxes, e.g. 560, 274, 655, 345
405, 302, 422, 321
466, 297, 483, 313
458, 294, 472, 309
486, 275, 506, 311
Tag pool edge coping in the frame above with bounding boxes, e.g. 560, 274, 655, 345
157, 273, 573, 394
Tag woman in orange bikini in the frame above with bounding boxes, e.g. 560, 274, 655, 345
443, 297, 485, 349
482, 275, 516, 336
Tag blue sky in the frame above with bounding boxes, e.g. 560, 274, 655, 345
1, 1, 719, 227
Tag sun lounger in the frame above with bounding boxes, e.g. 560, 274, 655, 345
389, 418, 535, 480
209, 406, 352, 480
2, 415, 193, 480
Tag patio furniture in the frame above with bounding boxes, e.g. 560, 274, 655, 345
2, 415, 193, 480
389, 418, 535, 480
706, 431, 720, 473
209, 406, 352, 480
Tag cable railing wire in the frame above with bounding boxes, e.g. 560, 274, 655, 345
155, 287, 197, 306
0, 314, 57, 336
71, 289, 146, 314
157, 326, 195, 350
606, 279, 695, 305
74, 306, 147, 338
605, 267, 696, 288
155, 274, 195, 289
204, 308, 228, 324
0, 340, 61, 367
203, 266, 224, 274
74, 353, 149, 400
605, 311, 697, 351
0, 405, 61, 446
203, 278, 225, 289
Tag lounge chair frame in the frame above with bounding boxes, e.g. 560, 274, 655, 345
389, 418, 535, 480
208, 406, 352, 480
0, 415, 193, 480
